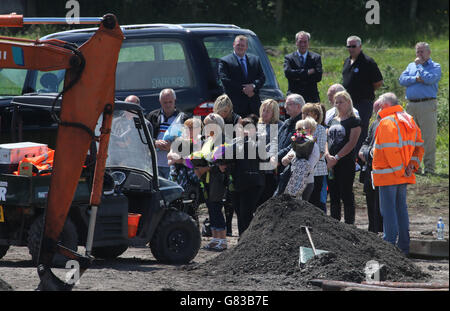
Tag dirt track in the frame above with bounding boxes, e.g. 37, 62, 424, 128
0, 178, 448, 291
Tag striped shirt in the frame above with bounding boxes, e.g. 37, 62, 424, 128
156, 113, 177, 168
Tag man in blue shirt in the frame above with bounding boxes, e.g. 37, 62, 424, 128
399, 42, 441, 174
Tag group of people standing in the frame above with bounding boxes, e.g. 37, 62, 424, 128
141, 31, 440, 255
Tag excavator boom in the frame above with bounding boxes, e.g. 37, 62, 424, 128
0, 13, 124, 290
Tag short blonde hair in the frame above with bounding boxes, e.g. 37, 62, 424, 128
234, 35, 248, 44
333, 90, 355, 118
259, 99, 280, 124
213, 94, 233, 114
302, 103, 323, 124
296, 117, 317, 133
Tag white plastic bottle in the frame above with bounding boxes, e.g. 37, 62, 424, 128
437, 217, 445, 240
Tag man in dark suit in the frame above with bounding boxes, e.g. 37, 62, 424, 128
284, 31, 323, 103
218, 35, 266, 117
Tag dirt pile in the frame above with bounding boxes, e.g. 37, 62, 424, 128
0, 278, 13, 291
194, 195, 430, 288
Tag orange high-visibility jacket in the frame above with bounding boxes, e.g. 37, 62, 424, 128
372, 105, 424, 187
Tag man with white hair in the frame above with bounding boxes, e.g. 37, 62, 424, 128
276, 93, 305, 167
399, 42, 441, 175
342, 35, 383, 158
146, 88, 186, 178
372, 92, 424, 255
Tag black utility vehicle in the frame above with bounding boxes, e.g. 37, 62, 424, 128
0, 95, 200, 265
0, 23, 284, 123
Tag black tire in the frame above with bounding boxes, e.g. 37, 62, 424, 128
27, 215, 78, 268
91, 244, 128, 260
0, 245, 9, 259
150, 210, 200, 264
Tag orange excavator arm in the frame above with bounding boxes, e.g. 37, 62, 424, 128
0, 13, 124, 290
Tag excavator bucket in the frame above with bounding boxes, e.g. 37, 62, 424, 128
36, 14, 124, 290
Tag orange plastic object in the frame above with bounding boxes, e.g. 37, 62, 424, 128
128, 213, 142, 238
0, 13, 23, 27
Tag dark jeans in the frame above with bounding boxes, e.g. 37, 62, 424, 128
206, 201, 226, 231
232, 186, 263, 236
328, 158, 356, 224
354, 99, 374, 161
224, 189, 234, 235
309, 175, 327, 213
364, 173, 383, 233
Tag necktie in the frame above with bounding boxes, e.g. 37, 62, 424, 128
240, 58, 248, 78
300, 55, 304, 66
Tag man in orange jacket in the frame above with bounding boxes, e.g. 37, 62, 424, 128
372, 92, 424, 254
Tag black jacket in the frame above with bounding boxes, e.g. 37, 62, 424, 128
229, 136, 266, 192
284, 50, 322, 102
218, 53, 266, 117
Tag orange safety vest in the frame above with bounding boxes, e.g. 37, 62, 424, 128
13, 149, 55, 176
372, 105, 424, 187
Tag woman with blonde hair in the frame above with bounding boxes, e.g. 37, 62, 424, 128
325, 90, 361, 224
257, 99, 284, 205
213, 94, 242, 127
213, 94, 240, 236
187, 113, 228, 251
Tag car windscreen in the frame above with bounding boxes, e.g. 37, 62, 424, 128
103, 110, 153, 175
202, 34, 277, 89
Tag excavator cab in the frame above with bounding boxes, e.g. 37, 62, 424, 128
0, 95, 200, 268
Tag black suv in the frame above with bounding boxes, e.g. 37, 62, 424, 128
0, 23, 283, 120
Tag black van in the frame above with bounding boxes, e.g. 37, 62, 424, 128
0, 23, 284, 120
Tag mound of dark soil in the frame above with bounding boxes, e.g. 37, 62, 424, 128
0, 278, 13, 291
194, 195, 430, 288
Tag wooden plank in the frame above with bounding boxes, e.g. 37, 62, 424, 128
343, 286, 448, 291
409, 239, 449, 258
310, 279, 449, 291
363, 281, 449, 289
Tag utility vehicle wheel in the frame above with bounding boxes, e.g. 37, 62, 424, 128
27, 215, 78, 268
91, 244, 128, 259
150, 210, 200, 264
0, 246, 9, 259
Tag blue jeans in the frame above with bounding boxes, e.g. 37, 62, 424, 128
206, 201, 226, 232
379, 184, 409, 254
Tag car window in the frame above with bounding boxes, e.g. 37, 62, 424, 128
202, 34, 276, 88
116, 39, 193, 91
0, 69, 27, 98
35, 70, 65, 93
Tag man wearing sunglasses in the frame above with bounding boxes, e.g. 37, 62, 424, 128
342, 35, 383, 161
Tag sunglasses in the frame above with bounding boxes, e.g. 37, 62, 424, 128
296, 128, 307, 132
346, 45, 358, 48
